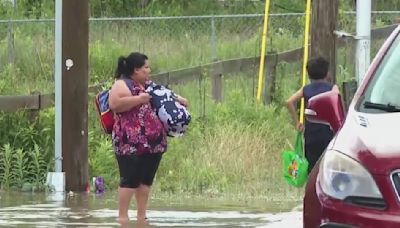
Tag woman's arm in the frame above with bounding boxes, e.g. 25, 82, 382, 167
108, 80, 151, 113
175, 94, 189, 107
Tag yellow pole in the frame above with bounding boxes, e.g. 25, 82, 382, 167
256, 0, 271, 102
299, 0, 312, 124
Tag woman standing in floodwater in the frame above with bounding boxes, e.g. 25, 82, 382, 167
108, 52, 187, 224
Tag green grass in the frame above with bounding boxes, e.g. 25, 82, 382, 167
0, 15, 392, 199
0, 66, 306, 199
88, 71, 305, 198
0, 17, 306, 95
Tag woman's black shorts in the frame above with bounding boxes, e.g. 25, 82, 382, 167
116, 153, 163, 188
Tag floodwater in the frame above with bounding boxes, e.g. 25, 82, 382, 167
0, 192, 302, 227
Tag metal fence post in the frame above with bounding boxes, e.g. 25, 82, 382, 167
7, 21, 15, 64
263, 51, 278, 104
356, 0, 371, 85
210, 16, 222, 102
46, 0, 65, 194
211, 16, 217, 61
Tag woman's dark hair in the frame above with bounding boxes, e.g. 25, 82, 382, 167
115, 52, 148, 79
306, 56, 329, 80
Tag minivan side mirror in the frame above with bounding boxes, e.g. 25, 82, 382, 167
305, 90, 346, 133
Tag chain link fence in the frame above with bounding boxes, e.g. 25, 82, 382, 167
336, 11, 400, 87
0, 12, 398, 95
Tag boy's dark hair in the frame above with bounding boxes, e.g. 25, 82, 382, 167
115, 52, 148, 79
306, 57, 329, 80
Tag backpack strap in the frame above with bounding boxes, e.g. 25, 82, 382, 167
121, 78, 149, 96
121, 78, 134, 92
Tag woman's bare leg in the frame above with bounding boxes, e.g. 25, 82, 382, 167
118, 187, 136, 223
135, 184, 151, 222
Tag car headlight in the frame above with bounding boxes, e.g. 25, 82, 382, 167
319, 150, 383, 200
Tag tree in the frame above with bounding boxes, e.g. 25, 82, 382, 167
311, 0, 339, 83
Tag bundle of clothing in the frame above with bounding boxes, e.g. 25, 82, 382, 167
146, 82, 191, 137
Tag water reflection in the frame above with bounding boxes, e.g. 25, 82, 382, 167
0, 192, 302, 227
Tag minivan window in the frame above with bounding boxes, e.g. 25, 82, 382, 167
359, 33, 400, 113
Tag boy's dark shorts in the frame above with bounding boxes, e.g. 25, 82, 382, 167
116, 153, 163, 188
305, 139, 331, 174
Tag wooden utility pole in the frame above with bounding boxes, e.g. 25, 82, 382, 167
60, 0, 89, 191
311, 0, 339, 83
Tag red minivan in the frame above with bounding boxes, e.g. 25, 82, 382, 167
303, 25, 400, 228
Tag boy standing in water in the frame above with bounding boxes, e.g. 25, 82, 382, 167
286, 57, 340, 174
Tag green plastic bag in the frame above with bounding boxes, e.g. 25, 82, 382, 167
282, 131, 309, 187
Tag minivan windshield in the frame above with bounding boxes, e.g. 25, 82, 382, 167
359, 32, 400, 113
